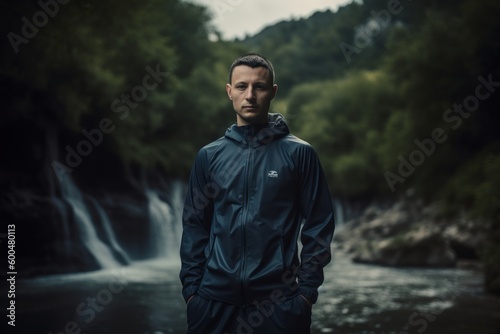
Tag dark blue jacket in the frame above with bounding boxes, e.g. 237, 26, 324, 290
180, 113, 335, 306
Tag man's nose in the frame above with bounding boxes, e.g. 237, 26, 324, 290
245, 87, 256, 100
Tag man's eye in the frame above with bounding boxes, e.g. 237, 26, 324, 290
236, 85, 246, 90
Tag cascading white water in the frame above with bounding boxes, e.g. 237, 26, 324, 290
333, 198, 345, 226
169, 180, 185, 243
146, 181, 184, 259
50, 197, 72, 255
59, 177, 122, 268
45, 128, 186, 270
89, 197, 131, 265
45, 130, 72, 257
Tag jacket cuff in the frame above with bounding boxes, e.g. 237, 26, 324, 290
298, 286, 318, 304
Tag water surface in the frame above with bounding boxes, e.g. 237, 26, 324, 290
15, 255, 500, 333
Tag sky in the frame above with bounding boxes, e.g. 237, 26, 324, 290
185, 0, 355, 40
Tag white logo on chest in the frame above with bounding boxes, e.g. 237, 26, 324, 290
267, 170, 278, 178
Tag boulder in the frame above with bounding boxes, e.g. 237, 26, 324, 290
352, 227, 456, 267
334, 199, 484, 268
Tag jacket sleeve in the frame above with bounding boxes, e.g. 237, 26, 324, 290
179, 148, 213, 303
296, 145, 335, 304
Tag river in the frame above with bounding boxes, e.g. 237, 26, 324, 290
14, 254, 500, 334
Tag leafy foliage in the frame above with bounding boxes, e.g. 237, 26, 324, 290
1, 0, 238, 185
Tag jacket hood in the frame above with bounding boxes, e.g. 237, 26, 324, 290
225, 113, 290, 147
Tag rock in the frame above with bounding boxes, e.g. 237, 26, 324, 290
335, 199, 483, 268
352, 228, 456, 267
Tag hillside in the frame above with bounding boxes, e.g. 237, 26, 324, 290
239, 0, 500, 293
240, 0, 460, 94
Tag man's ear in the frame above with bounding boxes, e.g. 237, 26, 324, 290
271, 84, 278, 100
226, 83, 232, 100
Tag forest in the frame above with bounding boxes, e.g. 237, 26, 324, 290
1, 0, 499, 295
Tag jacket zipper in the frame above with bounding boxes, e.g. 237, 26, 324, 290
240, 145, 253, 305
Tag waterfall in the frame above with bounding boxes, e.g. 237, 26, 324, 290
170, 180, 184, 241
50, 197, 72, 256
146, 181, 184, 259
333, 198, 345, 226
88, 197, 131, 265
42, 126, 189, 273
59, 177, 123, 269
45, 129, 72, 257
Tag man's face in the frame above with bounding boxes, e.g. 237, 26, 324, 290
226, 65, 278, 126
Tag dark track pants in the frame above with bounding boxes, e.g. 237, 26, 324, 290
186, 294, 312, 334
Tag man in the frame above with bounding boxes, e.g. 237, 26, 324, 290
180, 54, 335, 333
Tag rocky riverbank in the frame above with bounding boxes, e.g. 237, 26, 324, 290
334, 199, 486, 268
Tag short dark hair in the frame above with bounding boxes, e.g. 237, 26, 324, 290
228, 53, 275, 85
